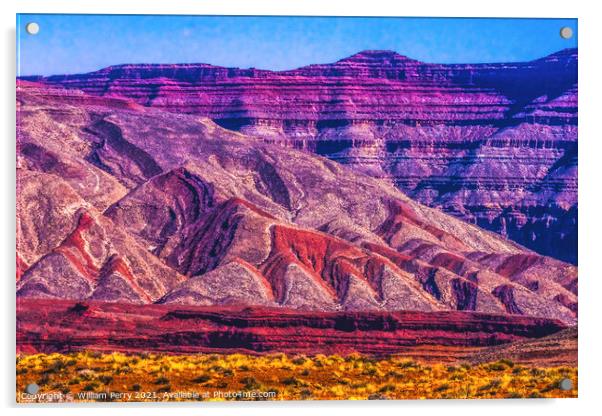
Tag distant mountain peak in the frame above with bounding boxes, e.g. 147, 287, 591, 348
534, 47, 578, 62
337, 50, 418, 65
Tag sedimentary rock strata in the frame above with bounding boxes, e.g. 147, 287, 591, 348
16, 299, 568, 357
16, 82, 577, 328
24, 49, 578, 263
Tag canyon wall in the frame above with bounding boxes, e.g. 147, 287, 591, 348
16, 82, 577, 328
24, 48, 578, 263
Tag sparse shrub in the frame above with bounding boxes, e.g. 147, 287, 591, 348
192, 375, 211, 384
398, 361, 418, 369
98, 375, 113, 385
292, 357, 307, 365
77, 369, 95, 380
478, 379, 502, 391
512, 366, 524, 375
362, 367, 377, 376
282, 376, 301, 386
68, 377, 81, 385
157, 384, 171, 393
367, 393, 388, 400
378, 384, 396, 393
44, 359, 66, 374
115, 366, 132, 375
436, 383, 450, 392
540, 381, 563, 393
83, 382, 99, 391
154, 376, 169, 385
530, 368, 545, 376
300, 388, 312, 399
498, 359, 514, 368
37, 375, 51, 386
454, 372, 468, 381
488, 362, 507, 371
241, 376, 261, 390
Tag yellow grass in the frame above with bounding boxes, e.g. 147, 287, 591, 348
16, 352, 577, 402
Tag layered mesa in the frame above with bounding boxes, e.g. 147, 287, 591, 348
16, 81, 576, 335
23, 49, 578, 264
16, 298, 573, 362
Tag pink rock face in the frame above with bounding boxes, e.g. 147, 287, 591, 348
16, 81, 577, 329
22, 49, 578, 264
16, 299, 569, 357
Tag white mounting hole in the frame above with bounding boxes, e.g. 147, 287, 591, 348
560, 27, 573, 40
26, 22, 40, 35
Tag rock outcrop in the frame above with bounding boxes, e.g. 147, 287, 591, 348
16, 299, 568, 357
16, 81, 577, 329
23, 49, 578, 264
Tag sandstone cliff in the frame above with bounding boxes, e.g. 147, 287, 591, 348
23, 49, 578, 264
16, 81, 577, 327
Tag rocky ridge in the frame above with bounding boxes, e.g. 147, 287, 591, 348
23, 49, 578, 263
16, 81, 577, 327
16, 298, 569, 358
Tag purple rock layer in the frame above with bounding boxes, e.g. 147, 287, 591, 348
22, 49, 578, 264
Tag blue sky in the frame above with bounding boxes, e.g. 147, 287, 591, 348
17, 14, 577, 76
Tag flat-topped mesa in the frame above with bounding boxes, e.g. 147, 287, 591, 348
24, 47, 578, 84
22, 49, 578, 122
289, 50, 424, 78
26, 64, 273, 90
20, 49, 578, 264
17, 299, 570, 356
338, 49, 417, 63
